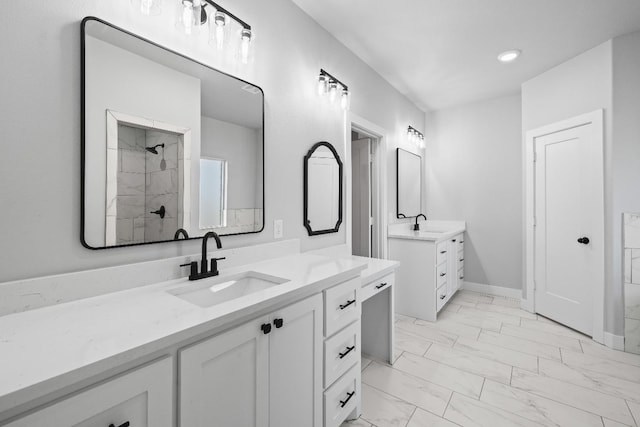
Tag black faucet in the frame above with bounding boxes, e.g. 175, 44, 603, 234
413, 214, 427, 231
180, 231, 225, 280
174, 228, 189, 240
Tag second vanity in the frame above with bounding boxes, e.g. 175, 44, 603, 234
0, 243, 398, 427
389, 220, 466, 321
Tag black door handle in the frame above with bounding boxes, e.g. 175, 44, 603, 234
338, 345, 355, 359
339, 391, 355, 408
339, 299, 356, 310
577, 237, 590, 245
273, 318, 284, 328
261, 323, 272, 334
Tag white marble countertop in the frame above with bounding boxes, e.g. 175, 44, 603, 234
0, 253, 366, 415
388, 220, 466, 242
343, 255, 399, 284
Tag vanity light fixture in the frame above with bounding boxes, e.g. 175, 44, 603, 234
407, 126, 425, 149
135, 0, 254, 64
497, 49, 521, 63
317, 69, 350, 111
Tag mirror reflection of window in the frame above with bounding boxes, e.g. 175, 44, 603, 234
199, 158, 227, 229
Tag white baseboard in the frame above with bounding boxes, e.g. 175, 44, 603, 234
603, 332, 625, 351
462, 281, 522, 300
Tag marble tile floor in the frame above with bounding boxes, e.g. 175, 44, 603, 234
340, 290, 640, 427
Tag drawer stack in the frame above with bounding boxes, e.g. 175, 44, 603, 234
436, 241, 449, 312
323, 277, 361, 427
456, 235, 465, 286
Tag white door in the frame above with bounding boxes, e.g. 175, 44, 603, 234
180, 317, 269, 427
351, 138, 371, 257
533, 117, 604, 336
269, 294, 323, 427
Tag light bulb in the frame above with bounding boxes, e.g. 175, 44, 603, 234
213, 11, 226, 50
317, 74, 328, 95
131, 0, 161, 16
340, 88, 350, 111
178, 0, 194, 35
240, 28, 252, 64
329, 82, 338, 103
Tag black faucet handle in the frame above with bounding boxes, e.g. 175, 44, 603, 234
180, 261, 198, 278
210, 257, 226, 275
212, 257, 226, 261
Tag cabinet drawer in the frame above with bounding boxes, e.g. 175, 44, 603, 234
436, 262, 448, 287
324, 365, 359, 427
361, 272, 394, 301
436, 242, 448, 264
436, 284, 449, 312
324, 321, 359, 387
324, 278, 360, 337
7, 358, 173, 427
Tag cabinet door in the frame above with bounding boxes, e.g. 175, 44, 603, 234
269, 294, 323, 427
180, 317, 269, 427
7, 358, 172, 427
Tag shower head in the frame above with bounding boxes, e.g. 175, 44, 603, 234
145, 143, 165, 155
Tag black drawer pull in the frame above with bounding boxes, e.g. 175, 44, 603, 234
109, 423, 130, 427
459, 258, 464, 261
339, 299, 356, 310
439, 272, 446, 277
460, 240, 464, 243
339, 345, 355, 359
440, 250, 447, 254
273, 318, 284, 328
452, 239, 456, 242
440, 294, 447, 300
261, 323, 272, 334
375, 282, 388, 289
460, 276, 464, 280
339, 391, 355, 408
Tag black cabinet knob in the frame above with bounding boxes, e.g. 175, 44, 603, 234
577, 237, 590, 245
273, 318, 284, 328
261, 323, 272, 334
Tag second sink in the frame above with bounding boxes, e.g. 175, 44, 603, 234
168, 271, 290, 308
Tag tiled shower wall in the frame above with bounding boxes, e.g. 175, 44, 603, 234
624, 213, 640, 354
116, 125, 181, 245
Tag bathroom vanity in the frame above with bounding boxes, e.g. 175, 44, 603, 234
0, 248, 372, 426
389, 221, 466, 321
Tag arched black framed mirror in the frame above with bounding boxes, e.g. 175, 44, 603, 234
303, 142, 343, 236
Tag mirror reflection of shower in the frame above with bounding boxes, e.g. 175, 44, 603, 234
113, 123, 183, 245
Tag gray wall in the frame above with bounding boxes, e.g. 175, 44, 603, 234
425, 94, 523, 290
0, 0, 424, 283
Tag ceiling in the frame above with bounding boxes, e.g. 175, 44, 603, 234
291, 0, 640, 111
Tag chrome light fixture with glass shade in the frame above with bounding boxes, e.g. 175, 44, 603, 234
317, 69, 350, 111
132, 0, 254, 64
407, 126, 425, 149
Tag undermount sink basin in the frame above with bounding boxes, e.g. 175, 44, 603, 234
168, 271, 290, 308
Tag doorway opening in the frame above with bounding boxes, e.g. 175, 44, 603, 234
350, 128, 380, 258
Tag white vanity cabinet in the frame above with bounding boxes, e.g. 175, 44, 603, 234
179, 293, 323, 427
322, 277, 361, 427
5, 358, 172, 427
390, 230, 465, 322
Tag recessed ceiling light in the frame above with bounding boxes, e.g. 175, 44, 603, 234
497, 49, 521, 63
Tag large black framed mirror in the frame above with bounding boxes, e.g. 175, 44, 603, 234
81, 17, 264, 249
303, 142, 343, 236
396, 148, 422, 218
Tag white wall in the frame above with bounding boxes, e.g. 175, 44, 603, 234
0, 0, 424, 283
612, 31, 640, 337
521, 41, 623, 334
425, 94, 522, 289
200, 116, 260, 208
